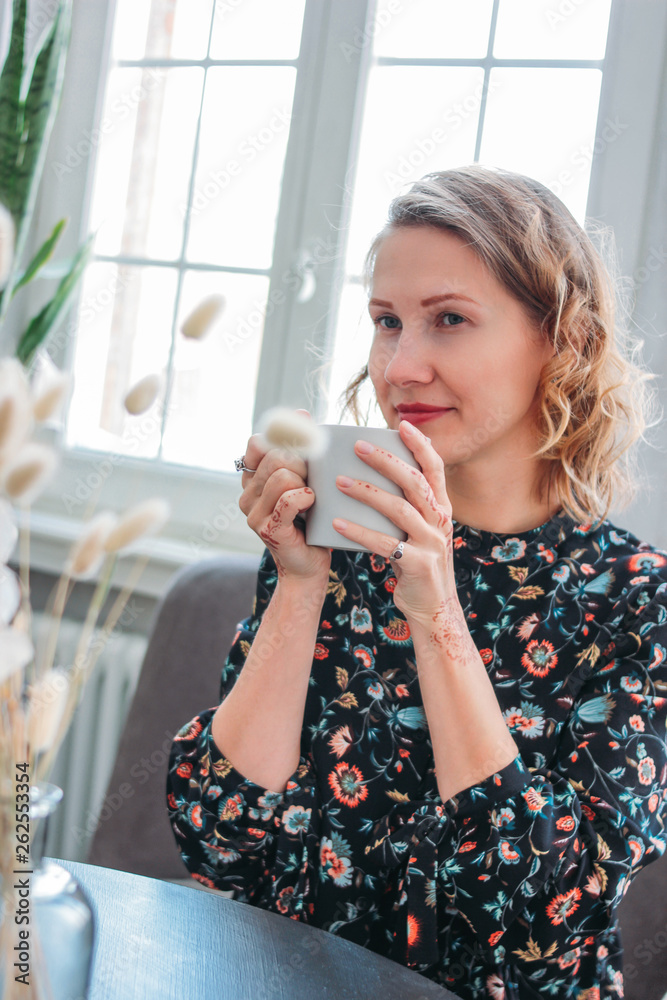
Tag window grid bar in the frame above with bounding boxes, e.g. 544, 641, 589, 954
473, 0, 501, 163
115, 57, 298, 69
375, 56, 605, 69
116, 57, 605, 71
155, 4, 219, 462
92, 253, 271, 276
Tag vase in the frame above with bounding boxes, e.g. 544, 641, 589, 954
0, 781, 95, 1000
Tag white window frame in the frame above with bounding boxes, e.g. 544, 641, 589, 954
19, 0, 667, 598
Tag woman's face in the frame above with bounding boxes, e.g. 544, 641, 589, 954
367, 225, 554, 469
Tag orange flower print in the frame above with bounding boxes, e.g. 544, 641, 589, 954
556, 815, 575, 832
328, 725, 353, 759
522, 786, 548, 813
629, 714, 645, 732
488, 930, 504, 947
314, 643, 329, 660
276, 886, 295, 914
175, 718, 203, 741
638, 756, 656, 785
499, 841, 520, 863
354, 646, 374, 669
628, 551, 667, 573
649, 792, 659, 812
516, 612, 541, 641
521, 639, 558, 677
328, 762, 369, 807
219, 794, 242, 821
385, 575, 397, 592
628, 838, 645, 866
395, 684, 409, 698
459, 840, 477, 852
546, 887, 582, 925
407, 913, 420, 947
480, 648, 493, 664
188, 802, 203, 828
176, 761, 193, 778
486, 973, 505, 999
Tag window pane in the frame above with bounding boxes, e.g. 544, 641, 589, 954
325, 282, 380, 427
344, 66, 485, 274
373, 0, 494, 59
160, 271, 269, 471
186, 67, 297, 269
112, 0, 214, 61
89, 67, 204, 260
479, 68, 603, 223
494, 0, 612, 59
66, 264, 177, 457
209, 0, 306, 60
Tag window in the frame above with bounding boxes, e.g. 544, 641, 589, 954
28, 0, 664, 587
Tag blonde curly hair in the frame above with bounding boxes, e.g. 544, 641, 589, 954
337, 164, 662, 526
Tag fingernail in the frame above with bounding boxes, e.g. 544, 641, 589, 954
356, 440, 374, 454
337, 475, 354, 487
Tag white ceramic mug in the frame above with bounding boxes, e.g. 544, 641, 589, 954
303, 425, 421, 553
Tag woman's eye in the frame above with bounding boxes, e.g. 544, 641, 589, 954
440, 312, 465, 326
373, 314, 400, 330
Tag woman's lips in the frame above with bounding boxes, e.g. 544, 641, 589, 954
397, 409, 453, 425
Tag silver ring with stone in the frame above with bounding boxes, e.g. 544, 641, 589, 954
390, 541, 405, 560
234, 455, 257, 473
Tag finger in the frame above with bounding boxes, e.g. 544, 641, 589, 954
243, 444, 308, 492
245, 467, 310, 525
332, 515, 402, 560
334, 475, 420, 540
255, 486, 315, 546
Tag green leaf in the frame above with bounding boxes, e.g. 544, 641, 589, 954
12, 218, 67, 296
0, 0, 26, 211
11, 2, 72, 267
15, 232, 93, 367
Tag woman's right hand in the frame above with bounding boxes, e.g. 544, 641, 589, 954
238, 409, 332, 586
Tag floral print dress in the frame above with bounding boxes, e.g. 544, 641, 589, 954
167, 508, 667, 999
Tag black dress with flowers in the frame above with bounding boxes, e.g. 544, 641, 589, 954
167, 509, 667, 1000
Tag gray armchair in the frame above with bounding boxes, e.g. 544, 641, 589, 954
86, 552, 667, 1000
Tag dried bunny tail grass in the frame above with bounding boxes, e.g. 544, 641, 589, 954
0, 357, 34, 469
256, 406, 328, 459
123, 373, 162, 415
180, 294, 225, 340
26, 667, 70, 755
67, 510, 118, 577
339, 165, 662, 524
1, 441, 59, 505
31, 368, 71, 422
0, 624, 34, 684
103, 498, 171, 552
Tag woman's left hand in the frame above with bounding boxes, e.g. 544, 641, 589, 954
333, 419, 461, 625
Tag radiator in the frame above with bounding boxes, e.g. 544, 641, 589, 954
29, 610, 148, 864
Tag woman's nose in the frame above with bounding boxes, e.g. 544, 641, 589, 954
382, 332, 434, 386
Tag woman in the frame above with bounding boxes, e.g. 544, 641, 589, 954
167, 165, 667, 999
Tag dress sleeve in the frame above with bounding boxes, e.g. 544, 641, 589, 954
166, 546, 319, 900
364, 582, 667, 971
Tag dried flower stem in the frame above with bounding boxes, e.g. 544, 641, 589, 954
34, 549, 149, 785
17, 503, 32, 650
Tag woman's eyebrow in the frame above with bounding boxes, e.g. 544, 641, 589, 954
368, 293, 480, 308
